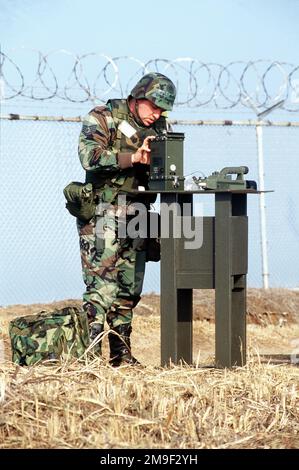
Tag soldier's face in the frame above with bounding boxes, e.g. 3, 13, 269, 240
137, 99, 163, 126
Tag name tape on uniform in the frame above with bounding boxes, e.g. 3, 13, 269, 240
118, 120, 137, 138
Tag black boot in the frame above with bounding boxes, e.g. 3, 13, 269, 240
108, 324, 140, 367
89, 322, 104, 356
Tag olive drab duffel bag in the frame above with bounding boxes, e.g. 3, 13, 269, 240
9, 307, 90, 366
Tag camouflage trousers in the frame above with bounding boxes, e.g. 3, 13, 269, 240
77, 205, 147, 328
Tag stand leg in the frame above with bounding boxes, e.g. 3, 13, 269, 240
215, 193, 247, 367
231, 194, 247, 366
160, 193, 193, 365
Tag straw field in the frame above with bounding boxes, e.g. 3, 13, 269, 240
0, 289, 299, 449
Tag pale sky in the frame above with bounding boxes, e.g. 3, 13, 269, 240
1, 0, 298, 63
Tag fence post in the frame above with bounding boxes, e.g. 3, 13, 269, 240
256, 123, 270, 289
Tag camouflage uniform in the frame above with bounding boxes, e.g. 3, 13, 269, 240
77, 73, 176, 364
77, 208, 147, 329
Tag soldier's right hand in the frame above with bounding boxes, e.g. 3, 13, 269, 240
131, 136, 155, 165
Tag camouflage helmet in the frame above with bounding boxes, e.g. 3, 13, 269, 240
130, 73, 176, 111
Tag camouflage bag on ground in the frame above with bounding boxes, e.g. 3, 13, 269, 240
9, 307, 90, 366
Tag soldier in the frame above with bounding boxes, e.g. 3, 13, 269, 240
77, 73, 176, 366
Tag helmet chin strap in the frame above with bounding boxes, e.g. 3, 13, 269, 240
134, 99, 147, 127
128, 97, 148, 127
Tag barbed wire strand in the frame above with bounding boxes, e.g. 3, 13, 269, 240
2, 113, 299, 127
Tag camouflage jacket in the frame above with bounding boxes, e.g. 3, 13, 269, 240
78, 99, 166, 202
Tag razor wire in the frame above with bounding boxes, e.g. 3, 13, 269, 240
1, 48, 299, 111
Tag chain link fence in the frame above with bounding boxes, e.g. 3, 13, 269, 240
1, 116, 299, 306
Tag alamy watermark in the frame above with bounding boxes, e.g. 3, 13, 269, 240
291, 79, 299, 104
290, 339, 299, 365
0, 339, 4, 364
0, 372, 5, 404
95, 195, 203, 250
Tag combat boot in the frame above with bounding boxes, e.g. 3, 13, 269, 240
89, 322, 104, 356
108, 324, 140, 367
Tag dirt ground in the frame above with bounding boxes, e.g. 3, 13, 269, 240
1, 288, 299, 324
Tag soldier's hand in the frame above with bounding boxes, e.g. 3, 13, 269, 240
131, 136, 155, 165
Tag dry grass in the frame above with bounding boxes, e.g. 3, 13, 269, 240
0, 290, 299, 449
0, 353, 298, 449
